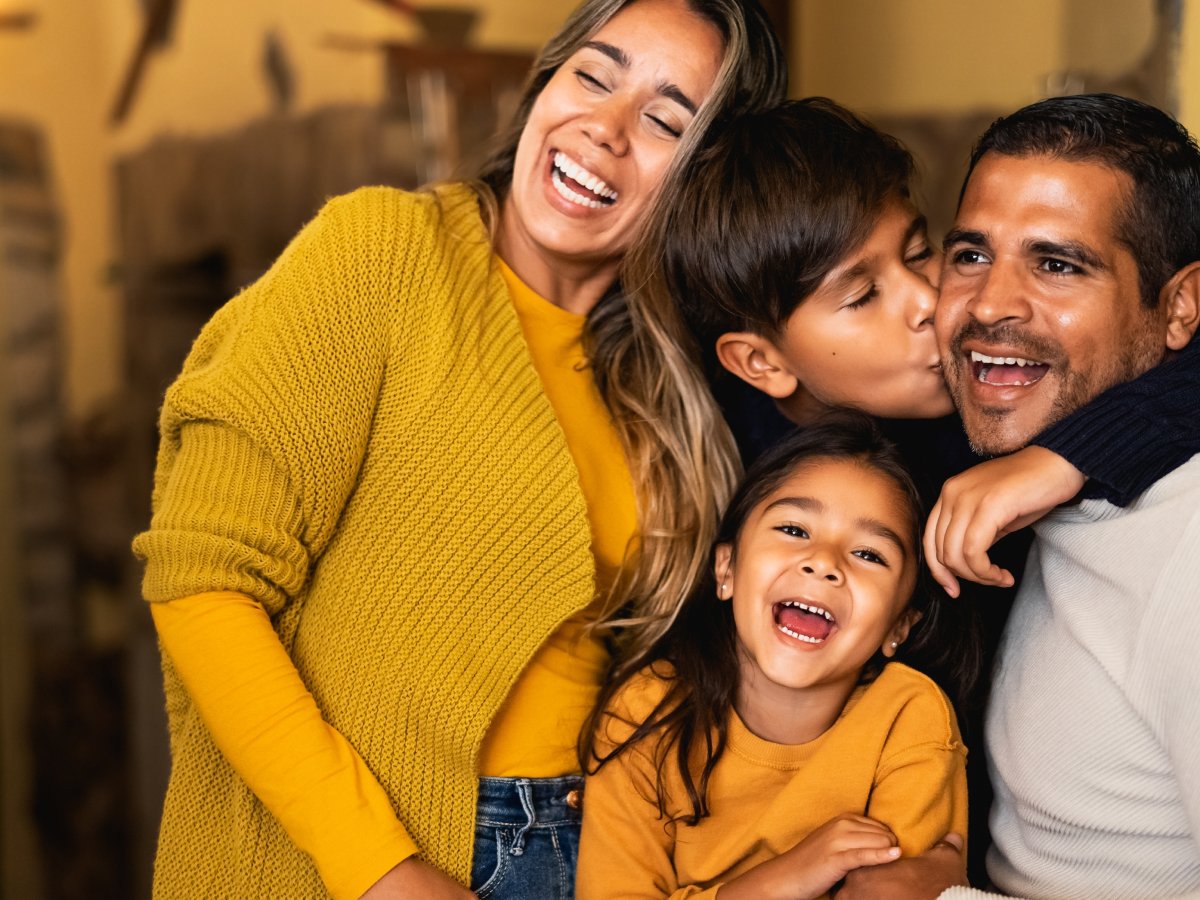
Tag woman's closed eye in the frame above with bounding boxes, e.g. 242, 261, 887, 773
574, 67, 610, 93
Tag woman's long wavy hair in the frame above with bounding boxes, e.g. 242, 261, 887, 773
582, 413, 981, 826
463, 0, 788, 663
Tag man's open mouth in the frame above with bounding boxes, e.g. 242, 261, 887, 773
551, 151, 618, 209
970, 350, 1050, 387
773, 600, 835, 644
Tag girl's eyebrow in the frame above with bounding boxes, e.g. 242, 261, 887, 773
764, 496, 908, 557
582, 40, 699, 114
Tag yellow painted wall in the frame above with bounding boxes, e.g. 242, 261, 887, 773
1182, 0, 1200, 136
794, 0, 1156, 116
0, 0, 572, 420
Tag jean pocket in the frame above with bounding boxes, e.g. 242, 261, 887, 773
471, 825, 516, 898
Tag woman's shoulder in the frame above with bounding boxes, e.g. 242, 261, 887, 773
314, 182, 486, 250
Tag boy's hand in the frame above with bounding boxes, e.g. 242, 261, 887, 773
834, 832, 967, 900
719, 814, 900, 900
924, 447, 1085, 597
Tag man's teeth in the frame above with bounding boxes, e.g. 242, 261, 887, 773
970, 351, 1042, 367
552, 152, 618, 208
780, 600, 833, 621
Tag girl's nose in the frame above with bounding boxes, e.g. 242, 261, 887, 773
800, 556, 844, 585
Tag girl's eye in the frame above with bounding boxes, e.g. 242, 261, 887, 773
1038, 257, 1082, 276
775, 524, 809, 539
844, 287, 878, 310
574, 68, 609, 93
853, 548, 889, 567
645, 113, 683, 138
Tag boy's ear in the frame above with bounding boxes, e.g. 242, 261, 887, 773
1162, 261, 1200, 352
881, 609, 922, 658
714, 543, 733, 600
715, 332, 799, 400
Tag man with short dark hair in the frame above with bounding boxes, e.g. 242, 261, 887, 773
841, 93, 1200, 900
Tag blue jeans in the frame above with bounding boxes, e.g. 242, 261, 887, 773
470, 775, 584, 899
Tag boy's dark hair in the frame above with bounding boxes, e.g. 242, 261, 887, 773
665, 98, 914, 366
581, 412, 980, 826
964, 92, 1200, 309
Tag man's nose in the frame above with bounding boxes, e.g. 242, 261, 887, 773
967, 259, 1032, 325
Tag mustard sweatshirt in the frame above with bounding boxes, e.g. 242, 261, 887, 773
135, 184, 634, 898
577, 661, 968, 899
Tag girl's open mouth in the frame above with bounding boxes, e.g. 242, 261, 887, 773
550, 151, 618, 209
970, 350, 1050, 387
773, 600, 835, 644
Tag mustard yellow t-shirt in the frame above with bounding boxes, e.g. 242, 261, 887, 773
478, 259, 639, 777
577, 661, 968, 900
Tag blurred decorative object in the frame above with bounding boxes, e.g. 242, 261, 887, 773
110, 0, 181, 125
412, 7, 478, 46
0, 9, 36, 31
361, 0, 480, 47
263, 30, 296, 113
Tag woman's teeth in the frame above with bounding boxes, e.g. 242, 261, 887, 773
552, 152, 618, 209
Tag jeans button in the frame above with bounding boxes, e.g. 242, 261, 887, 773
565, 788, 583, 811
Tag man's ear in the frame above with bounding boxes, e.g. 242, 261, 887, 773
715, 332, 798, 400
1161, 261, 1200, 351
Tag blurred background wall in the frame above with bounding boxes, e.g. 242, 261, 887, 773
0, 0, 1195, 896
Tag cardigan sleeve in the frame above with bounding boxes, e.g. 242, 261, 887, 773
133, 189, 397, 612
1032, 338, 1200, 507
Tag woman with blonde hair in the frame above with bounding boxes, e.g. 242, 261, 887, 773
132, 0, 785, 897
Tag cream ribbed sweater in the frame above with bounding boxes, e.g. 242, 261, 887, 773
942, 454, 1200, 900
133, 184, 600, 896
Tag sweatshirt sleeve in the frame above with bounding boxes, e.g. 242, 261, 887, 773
1032, 338, 1200, 507
152, 591, 417, 899
577, 676, 719, 900
868, 680, 969, 859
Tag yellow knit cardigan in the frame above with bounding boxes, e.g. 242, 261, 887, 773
133, 184, 597, 897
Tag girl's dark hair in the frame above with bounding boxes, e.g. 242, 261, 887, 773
664, 98, 914, 371
581, 412, 980, 825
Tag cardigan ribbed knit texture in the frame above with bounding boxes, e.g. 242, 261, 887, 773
133, 184, 597, 897
941, 454, 1200, 900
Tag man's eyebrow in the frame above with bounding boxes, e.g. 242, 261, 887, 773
1027, 239, 1106, 270
582, 41, 699, 115
943, 227, 989, 251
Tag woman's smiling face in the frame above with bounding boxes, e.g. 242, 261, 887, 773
716, 458, 919, 711
499, 0, 724, 280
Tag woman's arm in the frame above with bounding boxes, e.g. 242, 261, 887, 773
152, 592, 423, 899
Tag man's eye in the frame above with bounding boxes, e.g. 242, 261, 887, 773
1039, 258, 1081, 275
953, 249, 988, 266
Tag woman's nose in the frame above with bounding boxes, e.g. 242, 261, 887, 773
581, 96, 631, 156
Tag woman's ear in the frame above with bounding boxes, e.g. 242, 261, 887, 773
715, 332, 799, 400
714, 543, 733, 600
881, 609, 922, 658
1162, 261, 1200, 352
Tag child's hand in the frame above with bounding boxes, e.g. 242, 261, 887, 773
718, 813, 900, 900
924, 446, 1085, 597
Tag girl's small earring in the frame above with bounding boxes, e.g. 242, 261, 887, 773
890, 641, 898, 649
